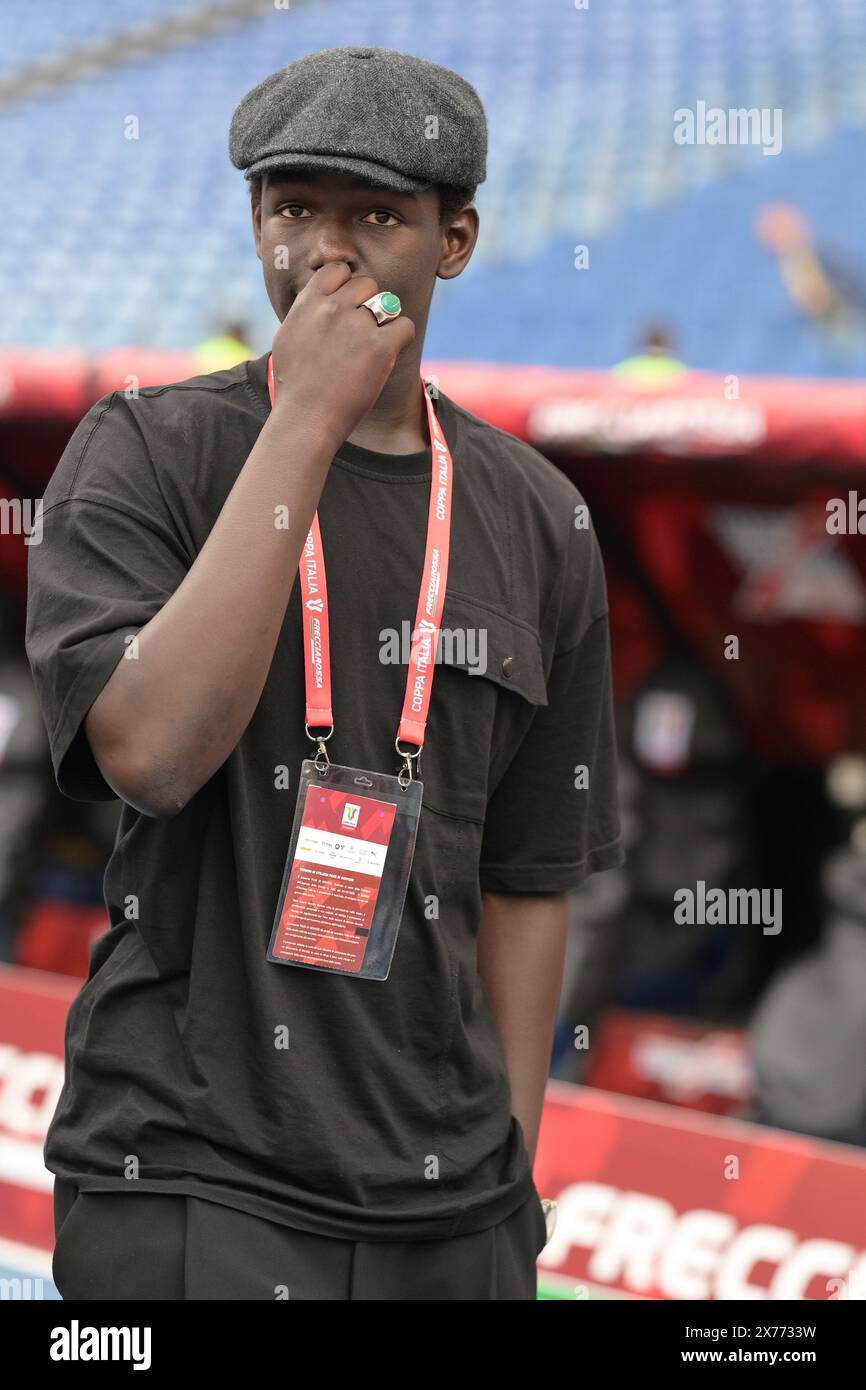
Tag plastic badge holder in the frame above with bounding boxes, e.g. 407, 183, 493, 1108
267, 759, 423, 981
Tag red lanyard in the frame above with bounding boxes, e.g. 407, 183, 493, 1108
267, 354, 453, 779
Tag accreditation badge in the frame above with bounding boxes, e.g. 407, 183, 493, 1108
267, 760, 423, 981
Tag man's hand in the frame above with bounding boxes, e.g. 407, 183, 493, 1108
270, 262, 416, 452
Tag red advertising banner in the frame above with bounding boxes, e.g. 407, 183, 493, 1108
0, 965, 75, 1255
535, 1081, 866, 1301
1, 351, 864, 467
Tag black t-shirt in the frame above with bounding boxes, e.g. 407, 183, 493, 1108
25, 351, 624, 1241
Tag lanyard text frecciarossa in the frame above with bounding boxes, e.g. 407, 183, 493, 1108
267, 353, 453, 789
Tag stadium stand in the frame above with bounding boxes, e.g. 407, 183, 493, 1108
0, 0, 863, 375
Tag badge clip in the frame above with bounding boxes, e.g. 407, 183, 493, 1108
395, 737, 421, 790
305, 722, 333, 775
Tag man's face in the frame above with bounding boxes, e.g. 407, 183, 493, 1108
251, 167, 473, 335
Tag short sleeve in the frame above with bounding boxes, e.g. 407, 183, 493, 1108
24, 394, 192, 802
478, 516, 625, 893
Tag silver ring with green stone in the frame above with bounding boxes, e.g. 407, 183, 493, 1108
361, 291, 402, 325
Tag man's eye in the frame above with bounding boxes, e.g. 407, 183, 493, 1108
362, 210, 400, 226
277, 204, 311, 219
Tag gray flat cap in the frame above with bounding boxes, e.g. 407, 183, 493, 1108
228, 45, 487, 195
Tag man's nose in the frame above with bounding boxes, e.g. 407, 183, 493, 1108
306, 220, 359, 274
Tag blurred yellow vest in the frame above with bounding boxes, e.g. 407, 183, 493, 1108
195, 335, 255, 373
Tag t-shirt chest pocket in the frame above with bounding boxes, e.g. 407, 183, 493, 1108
421, 592, 548, 822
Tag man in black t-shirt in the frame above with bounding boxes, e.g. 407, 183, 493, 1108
26, 47, 624, 1300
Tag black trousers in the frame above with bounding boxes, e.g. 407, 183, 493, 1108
52, 1177, 546, 1301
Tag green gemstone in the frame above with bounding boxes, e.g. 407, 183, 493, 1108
379, 292, 401, 315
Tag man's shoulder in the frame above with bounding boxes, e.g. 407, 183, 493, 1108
66, 354, 264, 443
441, 391, 584, 512
123, 353, 266, 422
77, 354, 265, 439
44, 356, 266, 511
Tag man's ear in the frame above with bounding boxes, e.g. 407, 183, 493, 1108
436, 206, 479, 282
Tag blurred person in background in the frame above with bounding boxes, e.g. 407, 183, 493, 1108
755, 202, 866, 350
194, 319, 256, 372
611, 323, 688, 386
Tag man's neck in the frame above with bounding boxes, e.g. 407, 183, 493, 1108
345, 349, 430, 455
